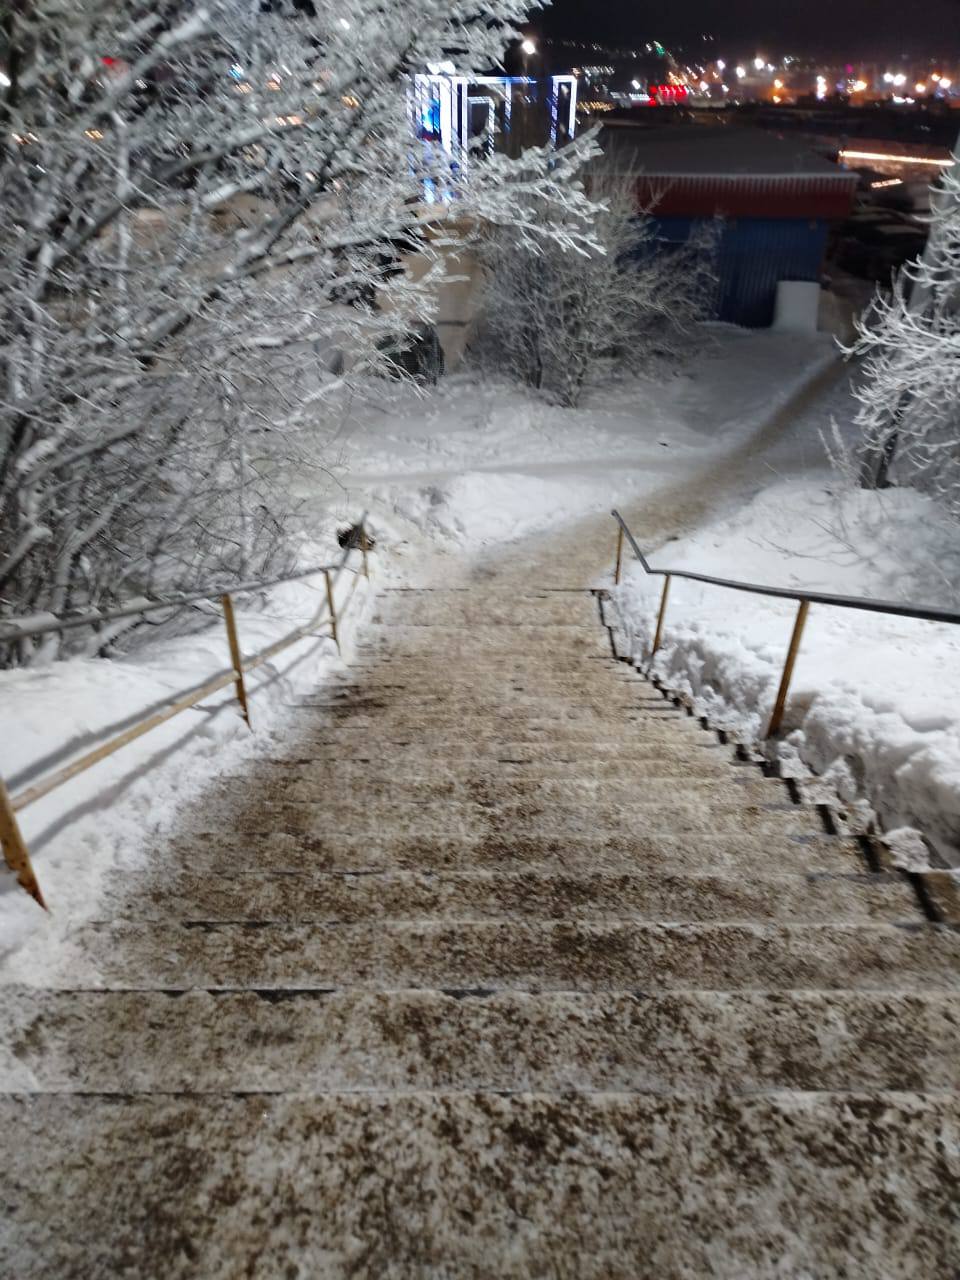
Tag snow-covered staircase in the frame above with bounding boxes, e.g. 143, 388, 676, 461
2, 583, 959, 1276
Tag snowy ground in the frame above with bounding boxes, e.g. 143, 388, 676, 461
7, 321, 957, 963
329, 326, 837, 551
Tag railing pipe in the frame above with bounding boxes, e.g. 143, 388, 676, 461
651, 575, 671, 656
324, 569, 340, 654
0, 779, 45, 910
0, 517, 372, 908
767, 599, 810, 738
0, 515, 369, 646
613, 525, 625, 586
610, 510, 960, 626
221, 593, 251, 729
609, 507, 960, 749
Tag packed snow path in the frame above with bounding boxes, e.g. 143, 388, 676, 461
2, 550, 960, 1276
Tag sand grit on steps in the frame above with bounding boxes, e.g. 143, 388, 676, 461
1, 582, 958, 1279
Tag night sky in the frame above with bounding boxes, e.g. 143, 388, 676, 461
536, 0, 960, 58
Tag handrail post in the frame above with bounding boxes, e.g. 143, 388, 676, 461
767, 599, 810, 738
652, 574, 671, 656
614, 524, 625, 585
0, 777, 46, 910
220, 593, 251, 729
360, 527, 370, 580
324, 569, 340, 654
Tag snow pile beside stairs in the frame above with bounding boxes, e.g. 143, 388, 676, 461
609, 478, 960, 867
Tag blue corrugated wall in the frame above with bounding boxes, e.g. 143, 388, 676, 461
650, 216, 830, 328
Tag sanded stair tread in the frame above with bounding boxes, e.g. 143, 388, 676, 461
1, 1092, 956, 1279
153, 829, 872, 875
215, 770, 788, 807
3, 988, 958, 1095
49, 920, 960, 991
203, 797, 829, 840
83, 869, 921, 924
241, 755, 747, 781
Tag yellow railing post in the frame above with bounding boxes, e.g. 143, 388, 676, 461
614, 525, 625, 585
0, 777, 46, 910
766, 599, 810, 738
652, 575, 671, 656
325, 569, 340, 654
220, 593, 251, 729
360, 527, 370, 580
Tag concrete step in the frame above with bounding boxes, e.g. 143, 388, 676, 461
919, 870, 960, 924
50, 920, 960, 991
370, 603, 600, 626
281, 727, 727, 752
200, 793, 828, 840
294, 685, 677, 707
287, 704, 700, 731
1, 1092, 955, 1277
155, 829, 869, 876
355, 634, 610, 658
216, 770, 789, 809
242, 753, 747, 783
348, 657, 625, 677
87, 869, 921, 925
280, 723, 722, 750
256, 736, 733, 764
2, 988, 955, 1094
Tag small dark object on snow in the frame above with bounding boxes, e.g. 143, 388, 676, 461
377, 322, 445, 385
338, 524, 375, 551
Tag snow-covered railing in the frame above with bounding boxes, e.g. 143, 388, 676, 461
611, 508, 960, 740
0, 520, 372, 910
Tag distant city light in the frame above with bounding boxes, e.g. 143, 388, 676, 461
941, 77, 953, 89
736, 66, 746, 79
915, 82, 927, 94
753, 57, 765, 71
816, 74, 828, 100
851, 79, 867, 92
521, 39, 537, 56
716, 59, 725, 71
773, 78, 784, 90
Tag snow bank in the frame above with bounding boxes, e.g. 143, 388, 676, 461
610, 480, 960, 865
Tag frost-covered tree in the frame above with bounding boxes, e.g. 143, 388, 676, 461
845, 159, 960, 508
0, 0, 600, 660
472, 175, 718, 407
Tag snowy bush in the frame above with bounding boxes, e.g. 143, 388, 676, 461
839, 159, 960, 516
0, 0, 600, 663
471, 173, 718, 407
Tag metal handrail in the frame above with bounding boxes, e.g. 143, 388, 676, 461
0, 518, 372, 909
610, 508, 960, 742
611, 511, 960, 626
0, 551, 362, 645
